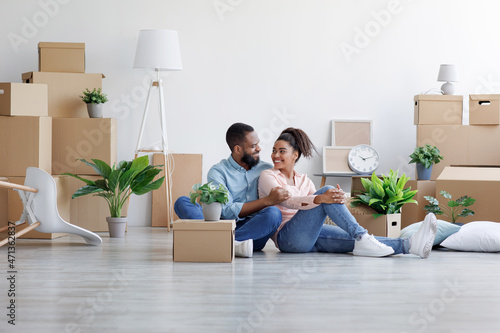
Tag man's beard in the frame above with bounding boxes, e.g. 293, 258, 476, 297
242, 152, 259, 169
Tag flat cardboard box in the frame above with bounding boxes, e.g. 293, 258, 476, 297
349, 203, 401, 237
152, 153, 202, 227
436, 166, 500, 223
414, 95, 463, 125
469, 94, 500, 125
39, 42, 85, 73
52, 118, 117, 175
0, 116, 52, 177
416, 125, 468, 180
173, 219, 235, 262
22, 71, 104, 118
0, 177, 7, 230
6, 175, 69, 239
401, 180, 436, 228
0, 83, 48, 116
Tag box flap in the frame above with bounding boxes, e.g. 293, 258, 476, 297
38, 42, 85, 49
173, 220, 235, 231
22, 72, 34, 81
437, 166, 500, 181
22, 71, 105, 79
414, 94, 463, 102
469, 94, 500, 101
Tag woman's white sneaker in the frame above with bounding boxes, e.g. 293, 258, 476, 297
353, 233, 395, 257
235, 239, 253, 258
409, 213, 438, 259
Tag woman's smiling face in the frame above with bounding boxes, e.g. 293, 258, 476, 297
271, 140, 298, 170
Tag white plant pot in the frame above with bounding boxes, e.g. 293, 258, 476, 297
202, 202, 222, 221
106, 216, 127, 238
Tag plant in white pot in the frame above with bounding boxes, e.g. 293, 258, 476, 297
409, 144, 443, 180
80, 88, 108, 118
64, 155, 164, 237
189, 182, 229, 221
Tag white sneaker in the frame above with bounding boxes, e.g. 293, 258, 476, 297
235, 240, 253, 258
410, 213, 437, 259
353, 233, 395, 257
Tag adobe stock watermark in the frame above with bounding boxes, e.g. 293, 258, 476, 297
212, 0, 244, 21
257, 106, 297, 149
474, 74, 500, 94
339, 0, 404, 63
7, 0, 72, 54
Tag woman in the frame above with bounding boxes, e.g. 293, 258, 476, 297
258, 127, 437, 258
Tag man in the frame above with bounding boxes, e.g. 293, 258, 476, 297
174, 123, 290, 257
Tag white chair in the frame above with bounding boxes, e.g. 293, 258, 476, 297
0, 167, 102, 247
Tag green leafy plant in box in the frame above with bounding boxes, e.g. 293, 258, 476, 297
424, 191, 475, 224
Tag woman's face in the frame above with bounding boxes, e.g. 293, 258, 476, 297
271, 140, 298, 170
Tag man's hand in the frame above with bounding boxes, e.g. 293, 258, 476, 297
265, 187, 291, 205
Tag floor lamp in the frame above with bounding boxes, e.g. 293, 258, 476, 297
133, 29, 183, 231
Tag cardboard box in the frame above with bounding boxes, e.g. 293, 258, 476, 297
6, 175, 69, 239
22, 71, 104, 118
468, 125, 500, 165
436, 166, 500, 223
349, 203, 401, 237
173, 219, 235, 262
68, 175, 128, 232
401, 180, 436, 228
469, 94, 500, 125
39, 42, 85, 73
414, 95, 463, 125
0, 177, 7, 230
152, 153, 203, 227
0, 83, 48, 116
0, 116, 52, 177
52, 118, 117, 175
416, 125, 468, 180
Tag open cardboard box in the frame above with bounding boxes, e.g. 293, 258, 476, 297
401, 180, 436, 228
348, 201, 401, 238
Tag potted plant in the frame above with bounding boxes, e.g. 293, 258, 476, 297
424, 191, 475, 224
80, 88, 108, 118
64, 155, 164, 237
189, 182, 229, 221
409, 144, 443, 180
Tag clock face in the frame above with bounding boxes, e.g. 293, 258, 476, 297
348, 145, 380, 174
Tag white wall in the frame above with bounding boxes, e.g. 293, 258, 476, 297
2, 0, 500, 226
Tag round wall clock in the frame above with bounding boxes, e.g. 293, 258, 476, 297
348, 144, 380, 174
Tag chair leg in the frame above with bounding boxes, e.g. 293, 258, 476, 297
0, 222, 40, 247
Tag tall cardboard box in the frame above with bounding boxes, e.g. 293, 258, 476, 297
401, 180, 436, 228
52, 118, 117, 175
436, 166, 500, 223
0, 177, 8, 231
6, 176, 69, 239
152, 153, 202, 227
469, 94, 500, 125
0, 116, 52, 176
414, 95, 463, 125
173, 220, 235, 262
0, 83, 48, 116
38, 42, 85, 73
22, 71, 104, 118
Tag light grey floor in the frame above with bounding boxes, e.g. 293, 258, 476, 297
1, 227, 499, 333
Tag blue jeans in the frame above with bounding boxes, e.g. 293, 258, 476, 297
277, 186, 410, 254
174, 196, 282, 251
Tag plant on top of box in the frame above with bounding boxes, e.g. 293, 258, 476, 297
189, 182, 229, 221
63, 155, 164, 237
424, 191, 475, 224
80, 88, 108, 118
409, 144, 443, 180
351, 170, 418, 218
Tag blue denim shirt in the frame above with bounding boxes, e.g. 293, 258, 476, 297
207, 155, 273, 220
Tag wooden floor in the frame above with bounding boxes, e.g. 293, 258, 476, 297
1, 227, 499, 333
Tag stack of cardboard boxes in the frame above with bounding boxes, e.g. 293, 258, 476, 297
0, 42, 117, 238
403, 94, 500, 226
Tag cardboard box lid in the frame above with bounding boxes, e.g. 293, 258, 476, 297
22, 71, 105, 80
38, 42, 85, 50
437, 166, 500, 181
469, 94, 500, 101
414, 94, 463, 102
173, 220, 235, 231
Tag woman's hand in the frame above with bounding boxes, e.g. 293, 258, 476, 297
314, 184, 346, 204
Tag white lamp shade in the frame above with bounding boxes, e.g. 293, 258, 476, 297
437, 64, 458, 82
134, 29, 182, 70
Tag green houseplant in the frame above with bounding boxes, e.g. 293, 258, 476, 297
189, 182, 229, 221
80, 88, 108, 118
64, 155, 164, 237
424, 191, 475, 224
409, 144, 443, 180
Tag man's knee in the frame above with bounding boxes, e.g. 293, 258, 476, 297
260, 206, 282, 227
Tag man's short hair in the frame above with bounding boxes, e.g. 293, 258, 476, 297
226, 122, 254, 152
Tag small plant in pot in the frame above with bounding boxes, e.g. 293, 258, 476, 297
189, 182, 229, 221
64, 156, 164, 238
80, 88, 108, 118
409, 144, 443, 180
424, 191, 475, 224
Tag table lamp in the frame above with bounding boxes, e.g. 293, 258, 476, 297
437, 64, 458, 95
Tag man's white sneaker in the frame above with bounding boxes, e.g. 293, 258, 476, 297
353, 233, 395, 257
410, 213, 437, 259
235, 239, 253, 258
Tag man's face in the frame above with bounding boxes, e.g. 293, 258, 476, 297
239, 131, 261, 168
